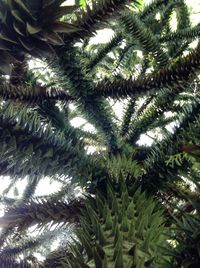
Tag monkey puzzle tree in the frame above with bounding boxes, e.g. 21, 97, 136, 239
0, 0, 200, 267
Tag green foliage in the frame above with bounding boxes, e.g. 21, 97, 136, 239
95, 43, 200, 99
0, 0, 199, 267
166, 152, 186, 168
88, 33, 123, 70
166, 184, 200, 267
120, 12, 168, 67
107, 148, 144, 181
0, 0, 79, 73
67, 0, 131, 40
66, 182, 169, 268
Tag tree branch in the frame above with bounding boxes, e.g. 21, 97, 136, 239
0, 83, 74, 103
95, 43, 200, 99
65, 0, 129, 41
0, 199, 84, 230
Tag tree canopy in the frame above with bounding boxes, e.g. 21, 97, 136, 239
0, 0, 200, 267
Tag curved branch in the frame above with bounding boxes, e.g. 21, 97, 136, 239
160, 24, 200, 43
126, 88, 185, 143
95, 43, 200, 99
0, 102, 90, 180
120, 12, 168, 67
120, 99, 136, 136
140, 0, 177, 20
142, 95, 200, 191
65, 0, 129, 41
87, 32, 123, 70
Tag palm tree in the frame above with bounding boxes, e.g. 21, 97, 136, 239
0, 0, 200, 267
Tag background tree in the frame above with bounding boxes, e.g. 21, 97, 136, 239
0, 0, 200, 267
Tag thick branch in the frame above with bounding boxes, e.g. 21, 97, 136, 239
54, 46, 120, 153
0, 199, 84, 230
0, 83, 74, 103
95, 43, 200, 99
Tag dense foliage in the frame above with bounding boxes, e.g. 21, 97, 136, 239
0, 0, 200, 267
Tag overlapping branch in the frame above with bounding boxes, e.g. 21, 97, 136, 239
142, 95, 200, 190
66, 0, 129, 41
55, 46, 120, 153
95, 43, 200, 99
0, 102, 89, 179
120, 12, 168, 67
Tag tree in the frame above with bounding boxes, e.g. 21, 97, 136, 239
0, 0, 200, 267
